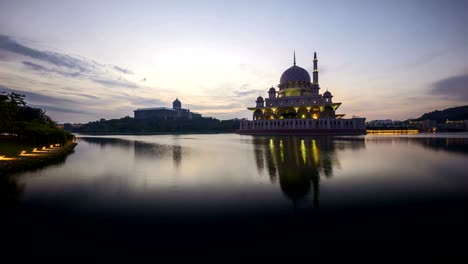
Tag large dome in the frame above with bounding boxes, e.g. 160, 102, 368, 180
280, 65, 311, 84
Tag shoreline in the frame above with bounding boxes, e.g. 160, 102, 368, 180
0, 141, 77, 175
73, 131, 237, 136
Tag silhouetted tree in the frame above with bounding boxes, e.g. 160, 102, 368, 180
0, 91, 73, 144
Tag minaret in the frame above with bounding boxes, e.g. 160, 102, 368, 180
313, 52, 318, 84
293, 51, 296, 66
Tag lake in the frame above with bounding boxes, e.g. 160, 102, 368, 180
3, 133, 468, 259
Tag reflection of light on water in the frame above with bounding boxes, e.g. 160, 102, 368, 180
366, 130, 419, 134
312, 140, 319, 164
301, 140, 307, 164
279, 140, 284, 162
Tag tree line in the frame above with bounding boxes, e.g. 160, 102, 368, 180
66, 116, 241, 134
413, 105, 468, 123
0, 92, 73, 144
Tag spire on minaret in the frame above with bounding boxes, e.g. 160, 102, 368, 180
293, 51, 296, 66
313, 51, 319, 85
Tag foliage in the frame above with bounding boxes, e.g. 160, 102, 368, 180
413, 105, 468, 123
0, 91, 74, 144
66, 116, 241, 134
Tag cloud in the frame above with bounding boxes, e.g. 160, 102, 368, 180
2, 34, 140, 90
231, 83, 266, 97
91, 78, 138, 89
113, 66, 133, 74
40, 89, 100, 100
22, 61, 48, 71
399, 42, 468, 70
184, 102, 241, 110
22, 61, 82, 78
22, 60, 139, 89
130, 96, 166, 106
30, 104, 93, 115
0, 34, 90, 72
233, 89, 264, 97
0, 85, 94, 116
431, 73, 468, 100
0, 85, 77, 104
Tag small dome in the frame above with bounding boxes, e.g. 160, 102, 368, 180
173, 98, 181, 108
323, 91, 332, 97
256, 96, 264, 102
280, 65, 311, 84
269, 87, 276, 93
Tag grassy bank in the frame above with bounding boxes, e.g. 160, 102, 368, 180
0, 141, 77, 175
0, 140, 38, 157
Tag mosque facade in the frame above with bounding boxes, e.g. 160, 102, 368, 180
238, 52, 366, 135
134, 98, 202, 120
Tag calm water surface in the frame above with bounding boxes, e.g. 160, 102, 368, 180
3, 133, 468, 259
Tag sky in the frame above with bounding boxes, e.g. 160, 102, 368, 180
0, 0, 467, 123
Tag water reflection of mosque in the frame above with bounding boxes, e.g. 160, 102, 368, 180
253, 136, 366, 209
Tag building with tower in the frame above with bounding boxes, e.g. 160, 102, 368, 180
134, 98, 202, 120
238, 52, 366, 134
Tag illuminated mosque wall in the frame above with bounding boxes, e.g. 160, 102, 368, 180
239, 52, 366, 135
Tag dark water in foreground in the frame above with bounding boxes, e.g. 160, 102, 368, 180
3, 133, 468, 259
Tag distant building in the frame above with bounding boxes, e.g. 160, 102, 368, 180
134, 98, 202, 120
438, 120, 468, 132
408, 119, 438, 132
238, 52, 366, 135
367, 119, 395, 126
408, 119, 468, 132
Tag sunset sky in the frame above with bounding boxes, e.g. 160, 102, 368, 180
1, 0, 467, 123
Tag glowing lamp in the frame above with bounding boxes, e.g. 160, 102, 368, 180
0, 155, 16, 161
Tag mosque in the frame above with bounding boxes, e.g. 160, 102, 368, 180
134, 98, 202, 120
238, 52, 366, 135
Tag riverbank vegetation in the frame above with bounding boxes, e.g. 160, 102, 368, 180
0, 142, 77, 175
0, 91, 74, 145
65, 116, 241, 134
413, 105, 468, 123
0, 91, 76, 174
